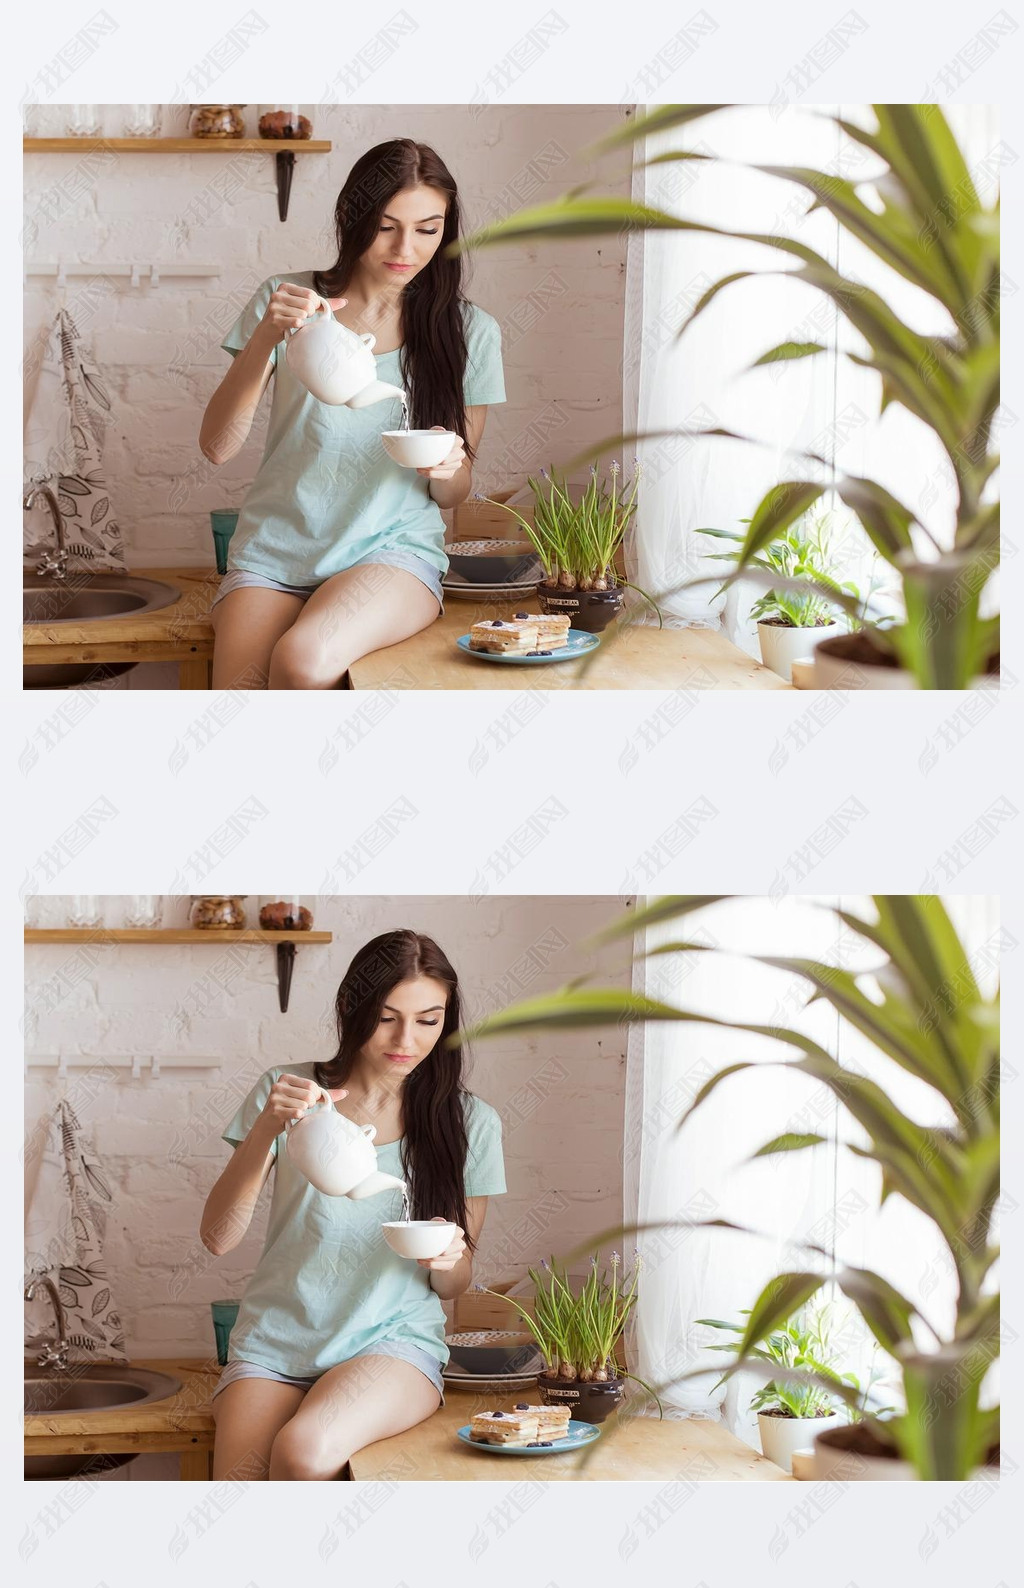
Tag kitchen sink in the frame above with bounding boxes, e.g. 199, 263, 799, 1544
25, 1364, 182, 1414
23, 574, 182, 689
24, 1364, 183, 1479
23, 574, 181, 625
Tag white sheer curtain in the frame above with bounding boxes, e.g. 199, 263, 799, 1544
623, 896, 999, 1442
622, 105, 998, 648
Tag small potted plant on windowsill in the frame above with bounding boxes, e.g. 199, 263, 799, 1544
698, 1304, 850, 1472
483, 462, 660, 633
697, 511, 872, 683
477, 1251, 662, 1423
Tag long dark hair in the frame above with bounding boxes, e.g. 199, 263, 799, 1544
313, 140, 477, 462
314, 930, 476, 1250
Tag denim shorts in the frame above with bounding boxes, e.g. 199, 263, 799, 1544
211, 549, 444, 611
212, 1340, 445, 1403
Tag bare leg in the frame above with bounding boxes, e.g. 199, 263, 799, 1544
269, 1355, 441, 1480
211, 1378, 307, 1479
211, 588, 307, 689
268, 565, 440, 690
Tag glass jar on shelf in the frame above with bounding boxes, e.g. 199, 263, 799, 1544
123, 895, 163, 928
66, 105, 101, 137
123, 105, 162, 137
189, 895, 248, 929
257, 104, 312, 139
188, 105, 246, 139
68, 895, 102, 927
258, 895, 314, 931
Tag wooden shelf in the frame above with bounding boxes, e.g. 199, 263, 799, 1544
25, 929, 331, 944
24, 138, 331, 153
24, 928, 333, 1011
23, 137, 332, 220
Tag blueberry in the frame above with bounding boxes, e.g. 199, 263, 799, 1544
514, 1402, 529, 1410
540, 1441, 553, 1447
492, 620, 504, 627
492, 1410, 504, 1418
527, 1440, 542, 1447
526, 650, 542, 656
514, 612, 528, 619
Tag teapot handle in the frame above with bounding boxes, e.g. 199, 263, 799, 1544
285, 1085, 335, 1130
286, 297, 335, 338
310, 299, 374, 353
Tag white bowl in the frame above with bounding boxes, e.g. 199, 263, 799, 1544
382, 1220, 456, 1259
381, 430, 455, 468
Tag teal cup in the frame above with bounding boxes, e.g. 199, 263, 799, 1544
211, 1299, 240, 1365
209, 510, 239, 575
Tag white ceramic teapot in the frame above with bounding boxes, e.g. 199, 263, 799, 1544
285, 1088, 406, 1199
285, 296, 406, 409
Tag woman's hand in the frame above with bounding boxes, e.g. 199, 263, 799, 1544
259, 283, 347, 344
259, 1073, 348, 1129
416, 427, 466, 481
416, 1217, 467, 1271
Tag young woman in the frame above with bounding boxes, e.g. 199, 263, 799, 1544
203, 930, 505, 1481
201, 138, 506, 689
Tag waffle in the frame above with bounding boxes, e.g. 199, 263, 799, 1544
469, 1409, 541, 1445
468, 619, 540, 655
512, 1401, 572, 1435
526, 613, 572, 645
468, 614, 572, 654
505, 610, 571, 645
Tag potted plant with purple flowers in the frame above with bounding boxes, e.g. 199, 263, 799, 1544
477, 1250, 662, 1423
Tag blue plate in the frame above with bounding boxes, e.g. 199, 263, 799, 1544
457, 1419, 601, 1455
457, 629, 600, 665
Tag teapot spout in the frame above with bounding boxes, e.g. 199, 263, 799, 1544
348, 380, 406, 409
347, 1170, 407, 1199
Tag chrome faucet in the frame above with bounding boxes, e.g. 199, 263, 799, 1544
25, 1276, 70, 1370
24, 484, 69, 580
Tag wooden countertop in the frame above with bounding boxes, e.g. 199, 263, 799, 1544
349, 1385, 793, 1481
24, 1360, 792, 1482
24, 1356, 218, 1440
23, 566, 218, 656
23, 570, 790, 692
349, 598, 792, 690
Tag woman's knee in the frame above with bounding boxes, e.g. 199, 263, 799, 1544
268, 630, 345, 690
269, 1416, 348, 1481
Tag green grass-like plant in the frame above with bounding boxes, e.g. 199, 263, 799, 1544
485, 462, 641, 591
477, 1251, 663, 1411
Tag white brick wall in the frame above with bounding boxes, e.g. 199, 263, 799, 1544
25, 894, 632, 1360
24, 104, 632, 580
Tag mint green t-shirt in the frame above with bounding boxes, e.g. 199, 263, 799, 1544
220, 272, 506, 585
221, 1062, 507, 1376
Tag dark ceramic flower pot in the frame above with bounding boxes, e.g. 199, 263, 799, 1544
537, 1375, 624, 1423
537, 585, 624, 633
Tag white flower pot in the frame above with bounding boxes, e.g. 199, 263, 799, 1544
757, 622, 838, 683
813, 634, 999, 690
758, 1410, 843, 1473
